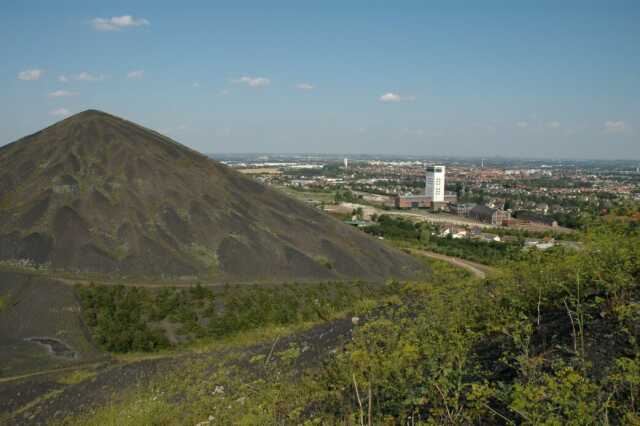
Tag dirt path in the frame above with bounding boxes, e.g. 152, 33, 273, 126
408, 248, 494, 279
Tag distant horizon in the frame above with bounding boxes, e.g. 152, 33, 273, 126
2, 109, 638, 163
2, 1, 638, 159
209, 152, 640, 163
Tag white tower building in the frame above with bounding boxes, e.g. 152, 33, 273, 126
425, 165, 446, 202
344, 157, 348, 169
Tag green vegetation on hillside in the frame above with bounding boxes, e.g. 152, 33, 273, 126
77, 281, 389, 353
77, 286, 170, 352
274, 184, 336, 204
69, 212, 640, 424
305, 215, 640, 424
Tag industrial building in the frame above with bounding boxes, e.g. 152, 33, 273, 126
395, 195, 433, 209
469, 205, 511, 226
425, 165, 446, 202
449, 203, 476, 217
395, 164, 456, 209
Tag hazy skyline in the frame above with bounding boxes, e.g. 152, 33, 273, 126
1, 1, 639, 159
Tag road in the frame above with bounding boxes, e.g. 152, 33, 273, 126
407, 248, 494, 279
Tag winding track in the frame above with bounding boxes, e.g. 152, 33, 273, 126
408, 248, 494, 279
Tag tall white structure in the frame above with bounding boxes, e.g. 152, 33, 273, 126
425, 165, 446, 202
344, 157, 349, 169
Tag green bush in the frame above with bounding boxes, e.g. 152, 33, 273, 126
77, 281, 388, 353
78, 285, 169, 352
290, 215, 640, 424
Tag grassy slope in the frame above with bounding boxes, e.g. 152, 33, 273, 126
55, 216, 640, 424
0, 257, 463, 425
49, 260, 468, 425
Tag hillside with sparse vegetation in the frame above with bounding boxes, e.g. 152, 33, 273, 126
3, 209, 640, 424
0, 110, 424, 283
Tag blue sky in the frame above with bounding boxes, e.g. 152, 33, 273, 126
1, 0, 639, 159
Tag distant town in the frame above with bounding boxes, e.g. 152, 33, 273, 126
215, 153, 640, 251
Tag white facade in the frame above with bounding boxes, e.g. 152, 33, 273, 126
425, 165, 445, 202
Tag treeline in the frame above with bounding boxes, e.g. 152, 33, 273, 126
77, 281, 388, 353
481, 224, 574, 240
422, 237, 524, 265
334, 189, 361, 203
365, 214, 419, 240
78, 286, 170, 352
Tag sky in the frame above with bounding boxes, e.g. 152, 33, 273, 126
1, 1, 639, 159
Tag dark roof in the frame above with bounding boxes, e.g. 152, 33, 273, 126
514, 210, 556, 226
470, 205, 497, 220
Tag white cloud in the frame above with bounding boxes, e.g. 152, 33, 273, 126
295, 83, 315, 90
516, 121, 529, 128
604, 120, 627, 133
91, 15, 150, 31
75, 72, 105, 82
50, 108, 70, 116
48, 90, 78, 97
58, 75, 69, 83
379, 92, 414, 102
546, 121, 561, 129
192, 82, 200, 88
379, 93, 402, 102
234, 76, 270, 87
18, 69, 44, 81
127, 69, 144, 79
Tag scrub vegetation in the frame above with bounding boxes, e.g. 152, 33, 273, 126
77, 281, 389, 353
65, 209, 640, 424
